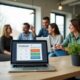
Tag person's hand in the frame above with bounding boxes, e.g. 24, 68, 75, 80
55, 44, 65, 50
30, 26, 35, 33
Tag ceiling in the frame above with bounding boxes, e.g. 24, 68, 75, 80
61, 0, 80, 6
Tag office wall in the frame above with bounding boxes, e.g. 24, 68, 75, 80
71, 5, 80, 18
7, 0, 73, 17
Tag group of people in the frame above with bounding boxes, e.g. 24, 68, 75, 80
37, 16, 80, 57
0, 16, 80, 58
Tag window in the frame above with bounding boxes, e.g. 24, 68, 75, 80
50, 13, 66, 37
0, 4, 35, 39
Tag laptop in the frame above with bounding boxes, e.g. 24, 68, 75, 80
9, 40, 56, 72
36, 37, 51, 52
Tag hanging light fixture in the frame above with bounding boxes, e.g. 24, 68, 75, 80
58, 0, 63, 10
58, 3, 63, 10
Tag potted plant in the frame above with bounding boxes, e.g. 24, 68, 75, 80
67, 42, 80, 66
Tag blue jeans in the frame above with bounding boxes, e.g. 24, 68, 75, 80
49, 49, 68, 57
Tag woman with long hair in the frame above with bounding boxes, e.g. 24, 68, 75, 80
55, 19, 80, 55
48, 23, 63, 57
0, 24, 13, 55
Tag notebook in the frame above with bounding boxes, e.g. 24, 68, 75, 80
9, 40, 56, 72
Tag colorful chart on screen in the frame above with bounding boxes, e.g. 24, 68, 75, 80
17, 44, 42, 61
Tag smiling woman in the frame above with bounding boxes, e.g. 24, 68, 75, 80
0, 4, 35, 39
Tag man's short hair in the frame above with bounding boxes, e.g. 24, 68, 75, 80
23, 23, 30, 29
43, 16, 50, 22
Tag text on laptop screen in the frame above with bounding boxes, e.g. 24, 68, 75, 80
17, 43, 42, 61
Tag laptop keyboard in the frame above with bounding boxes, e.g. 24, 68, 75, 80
9, 65, 56, 72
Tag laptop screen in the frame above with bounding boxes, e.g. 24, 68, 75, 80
11, 40, 48, 65
17, 43, 42, 61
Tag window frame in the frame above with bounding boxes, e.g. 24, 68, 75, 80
0, 2, 36, 27
50, 12, 66, 38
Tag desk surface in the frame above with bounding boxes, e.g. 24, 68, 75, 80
0, 56, 80, 80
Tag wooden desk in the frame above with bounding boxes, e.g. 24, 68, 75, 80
0, 56, 80, 80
